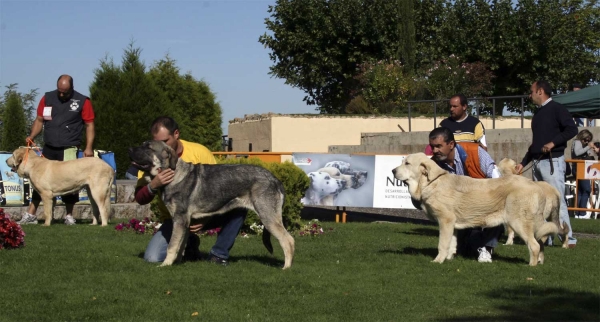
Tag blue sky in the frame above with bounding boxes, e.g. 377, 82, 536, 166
0, 0, 312, 134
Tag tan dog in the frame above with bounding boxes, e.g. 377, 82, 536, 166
497, 158, 570, 248
392, 153, 567, 266
6, 148, 114, 226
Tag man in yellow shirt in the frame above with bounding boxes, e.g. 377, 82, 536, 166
134, 116, 246, 266
439, 94, 488, 151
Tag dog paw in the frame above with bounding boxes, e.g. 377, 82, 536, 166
431, 257, 446, 263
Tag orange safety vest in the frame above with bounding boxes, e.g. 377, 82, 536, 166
456, 142, 487, 179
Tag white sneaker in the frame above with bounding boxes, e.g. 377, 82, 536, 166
17, 213, 38, 225
477, 247, 492, 263
578, 212, 592, 219
64, 215, 76, 225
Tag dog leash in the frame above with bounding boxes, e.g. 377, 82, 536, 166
22, 138, 44, 167
519, 151, 554, 175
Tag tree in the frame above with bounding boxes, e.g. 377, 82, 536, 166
262, 0, 599, 114
89, 43, 170, 178
259, 0, 417, 114
147, 56, 223, 151
415, 0, 600, 112
90, 43, 224, 178
352, 59, 415, 114
1, 87, 28, 152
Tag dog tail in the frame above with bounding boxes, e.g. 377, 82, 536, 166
535, 222, 559, 240
262, 229, 274, 254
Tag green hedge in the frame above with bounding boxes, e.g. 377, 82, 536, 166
217, 157, 310, 232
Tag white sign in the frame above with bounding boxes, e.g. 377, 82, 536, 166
372, 155, 415, 209
584, 160, 600, 179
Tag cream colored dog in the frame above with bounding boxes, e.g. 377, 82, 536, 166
497, 158, 570, 248
6, 148, 114, 226
392, 153, 567, 266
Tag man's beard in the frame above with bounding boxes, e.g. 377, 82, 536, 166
58, 92, 73, 103
432, 153, 447, 162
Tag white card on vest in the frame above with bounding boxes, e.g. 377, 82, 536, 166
43, 106, 52, 120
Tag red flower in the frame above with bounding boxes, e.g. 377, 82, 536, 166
0, 208, 26, 250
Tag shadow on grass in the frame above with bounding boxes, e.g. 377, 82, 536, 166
133, 251, 284, 268
402, 227, 439, 237
231, 255, 284, 268
440, 285, 600, 321
382, 247, 528, 265
381, 247, 439, 258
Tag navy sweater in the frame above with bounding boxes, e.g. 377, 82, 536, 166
521, 99, 577, 166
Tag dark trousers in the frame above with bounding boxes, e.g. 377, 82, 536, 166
30, 145, 79, 204
456, 226, 505, 257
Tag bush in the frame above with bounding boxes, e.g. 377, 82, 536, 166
217, 157, 310, 232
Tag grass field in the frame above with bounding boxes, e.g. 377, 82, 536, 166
1, 220, 599, 321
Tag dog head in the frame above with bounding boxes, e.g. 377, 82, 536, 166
346, 170, 368, 189
391, 153, 447, 200
128, 140, 178, 177
323, 161, 351, 174
497, 158, 518, 176
6, 148, 38, 175
307, 171, 346, 197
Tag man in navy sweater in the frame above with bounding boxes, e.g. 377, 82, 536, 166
516, 80, 578, 248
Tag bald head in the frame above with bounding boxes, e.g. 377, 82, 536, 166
56, 74, 74, 102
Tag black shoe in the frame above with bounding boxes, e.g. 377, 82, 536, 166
207, 254, 229, 266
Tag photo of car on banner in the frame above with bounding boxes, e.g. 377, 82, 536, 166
292, 153, 416, 209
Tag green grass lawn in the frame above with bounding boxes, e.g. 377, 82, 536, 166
571, 217, 600, 235
1, 221, 599, 322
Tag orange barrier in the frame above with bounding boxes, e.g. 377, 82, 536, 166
213, 152, 293, 163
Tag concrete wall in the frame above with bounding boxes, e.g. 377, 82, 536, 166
228, 115, 534, 153
228, 119, 272, 152
329, 127, 600, 178
271, 116, 404, 152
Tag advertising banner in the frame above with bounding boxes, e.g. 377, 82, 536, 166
293, 153, 374, 207
0, 152, 29, 206
293, 153, 415, 209
372, 155, 415, 209
584, 160, 600, 179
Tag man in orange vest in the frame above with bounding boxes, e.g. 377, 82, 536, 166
429, 127, 503, 263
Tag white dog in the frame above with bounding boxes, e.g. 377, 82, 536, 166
323, 161, 368, 189
302, 171, 346, 206
324, 161, 352, 174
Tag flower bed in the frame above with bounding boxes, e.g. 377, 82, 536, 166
0, 208, 25, 249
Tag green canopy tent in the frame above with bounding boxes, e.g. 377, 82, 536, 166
554, 85, 600, 118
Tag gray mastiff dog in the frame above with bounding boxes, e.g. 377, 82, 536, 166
128, 140, 295, 269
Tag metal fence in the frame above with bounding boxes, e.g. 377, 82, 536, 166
406, 95, 530, 132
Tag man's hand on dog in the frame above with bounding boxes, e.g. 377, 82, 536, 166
83, 147, 94, 157
189, 223, 204, 233
151, 168, 175, 189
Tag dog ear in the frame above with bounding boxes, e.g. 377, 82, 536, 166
15, 148, 27, 165
167, 148, 178, 170
421, 158, 446, 182
159, 143, 178, 170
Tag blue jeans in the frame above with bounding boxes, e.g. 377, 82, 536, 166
144, 209, 247, 263
577, 179, 591, 217
532, 156, 576, 244
125, 172, 138, 180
